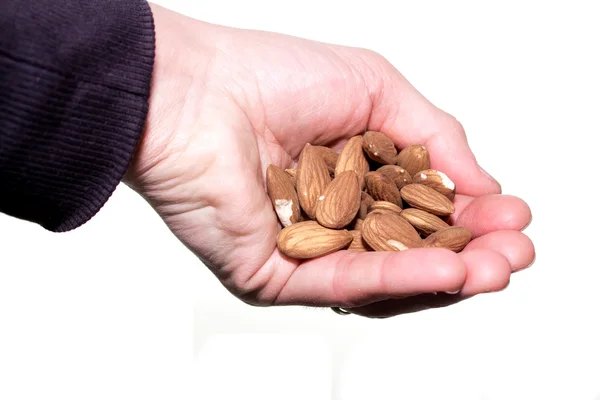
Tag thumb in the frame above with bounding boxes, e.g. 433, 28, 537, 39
348, 48, 501, 196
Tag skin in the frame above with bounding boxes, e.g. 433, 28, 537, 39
123, 4, 535, 318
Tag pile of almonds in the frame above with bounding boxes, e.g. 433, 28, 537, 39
266, 131, 472, 260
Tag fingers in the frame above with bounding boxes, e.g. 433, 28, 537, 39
458, 249, 511, 296
332, 228, 534, 318
272, 248, 467, 307
343, 249, 512, 318
464, 230, 535, 272
450, 194, 532, 237
339, 228, 534, 318
264, 193, 532, 308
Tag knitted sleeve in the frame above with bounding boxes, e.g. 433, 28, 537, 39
0, 0, 155, 232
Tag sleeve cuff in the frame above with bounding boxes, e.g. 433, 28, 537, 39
0, 0, 156, 232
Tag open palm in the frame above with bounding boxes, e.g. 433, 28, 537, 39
126, 4, 534, 317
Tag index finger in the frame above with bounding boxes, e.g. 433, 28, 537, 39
271, 247, 467, 307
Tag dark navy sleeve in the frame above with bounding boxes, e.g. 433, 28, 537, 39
0, 0, 155, 232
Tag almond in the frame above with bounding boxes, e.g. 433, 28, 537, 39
397, 144, 430, 176
277, 221, 353, 259
353, 218, 364, 231
296, 143, 331, 219
313, 145, 339, 175
364, 171, 402, 206
348, 229, 371, 252
361, 212, 422, 251
412, 169, 456, 200
362, 131, 397, 165
423, 226, 472, 252
400, 184, 455, 216
335, 136, 370, 189
266, 165, 301, 227
400, 208, 449, 236
358, 191, 375, 219
376, 165, 412, 190
316, 171, 361, 229
285, 168, 297, 187
368, 201, 403, 216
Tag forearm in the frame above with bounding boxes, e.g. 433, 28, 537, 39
0, 0, 155, 232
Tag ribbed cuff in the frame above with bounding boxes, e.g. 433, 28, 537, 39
0, 0, 155, 232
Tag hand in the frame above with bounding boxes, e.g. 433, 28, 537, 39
124, 4, 534, 318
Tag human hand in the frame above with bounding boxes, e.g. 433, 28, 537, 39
124, 4, 534, 317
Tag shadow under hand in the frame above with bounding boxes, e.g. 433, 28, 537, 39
334, 293, 474, 319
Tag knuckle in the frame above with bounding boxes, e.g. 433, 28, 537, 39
359, 49, 392, 76
444, 114, 467, 138
330, 253, 369, 308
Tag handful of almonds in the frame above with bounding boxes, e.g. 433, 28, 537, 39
266, 131, 472, 260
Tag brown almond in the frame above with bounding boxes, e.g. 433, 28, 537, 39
353, 218, 364, 231
364, 172, 402, 206
313, 146, 339, 175
284, 168, 297, 187
368, 201, 403, 216
266, 165, 301, 227
377, 165, 412, 190
400, 208, 449, 236
277, 221, 353, 259
362, 131, 397, 165
423, 227, 472, 252
316, 171, 361, 229
358, 191, 375, 219
335, 136, 370, 189
397, 144, 431, 176
412, 169, 456, 200
400, 184, 455, 216
348, 229, 372, 252
296, 144, 331, 219
361, 212, 422, 251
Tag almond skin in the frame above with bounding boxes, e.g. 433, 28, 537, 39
377, 165, 412, 190
397, 144, 431, 176
368, 201, 403, 216
362, 131, 397, 165
352, 218, 364, 231
266, 165, 301, 227
423, 226, 472, 252
400, 183, 455, 216
285, 168, 297, 187
313, 146, 339, 175
316, 171, 361, 229
361, 212, 422, 251
358, 191, 375, 219
400, 208, 449, 236
412, 169, 456, 200
277, 221, 353, 259
364, 171, 402, 206
335, 136, 370, 189
348, 229, 371, 252
296, 143, 331, 219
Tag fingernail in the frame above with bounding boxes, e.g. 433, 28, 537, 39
444, 289, 460, 294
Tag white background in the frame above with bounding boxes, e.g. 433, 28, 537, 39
1, 1, 599, 399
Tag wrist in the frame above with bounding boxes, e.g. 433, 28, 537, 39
123, 4, 216, 194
